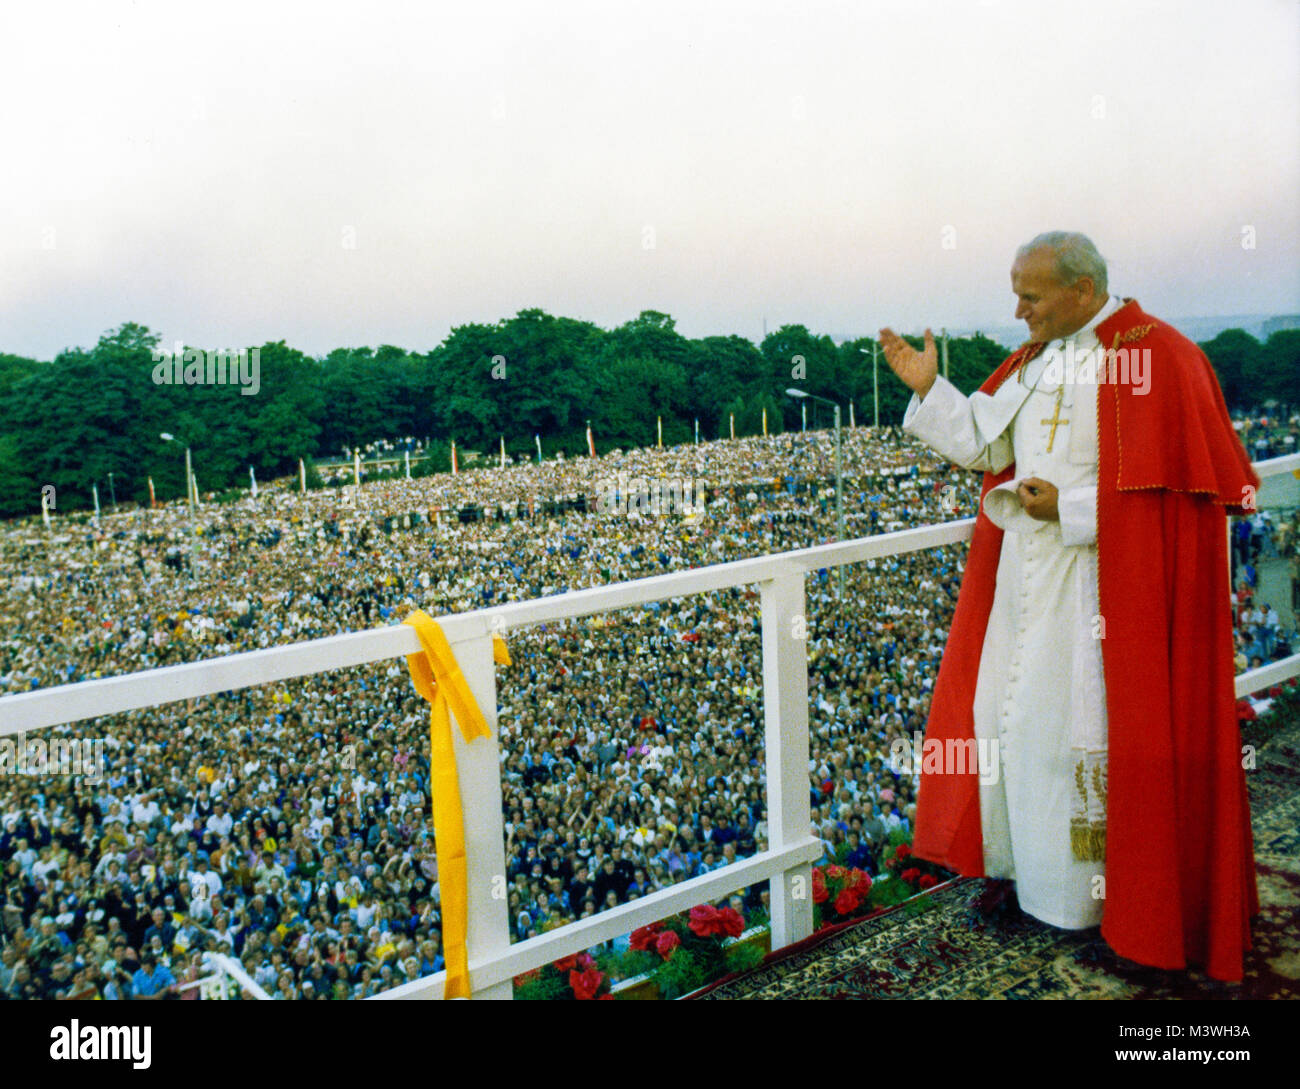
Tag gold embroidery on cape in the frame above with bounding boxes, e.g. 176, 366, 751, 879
1116, 322, 1156, 346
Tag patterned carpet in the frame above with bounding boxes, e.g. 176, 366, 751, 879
698, 722, 1300, 1000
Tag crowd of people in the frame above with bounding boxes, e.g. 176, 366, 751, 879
1, 412, 1295, 1000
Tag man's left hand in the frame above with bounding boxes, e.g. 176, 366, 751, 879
1017, 477, 1059, 521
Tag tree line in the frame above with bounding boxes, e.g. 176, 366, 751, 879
0, 311, 1294, 520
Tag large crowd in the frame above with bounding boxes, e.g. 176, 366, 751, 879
1, 411, 1296, 1000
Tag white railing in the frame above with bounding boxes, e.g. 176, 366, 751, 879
174, 953, 272, 1001
3, 452, 1298, 1000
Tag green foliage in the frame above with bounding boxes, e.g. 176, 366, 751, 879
1201, 329, 1258, 408
601, 947, 659, 982
1201, 327, 1300, 409
1257, 329, 1300, 407
512, 968, 570, 1001
47, 308, 1276, 520
303, 457, 325, 490
723, 940, 766, 977
654, 946, 711, 1000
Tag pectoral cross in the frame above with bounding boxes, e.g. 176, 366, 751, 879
1041, 386, 1069, 452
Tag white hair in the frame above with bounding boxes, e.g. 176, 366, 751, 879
1016, 231, 1108, 295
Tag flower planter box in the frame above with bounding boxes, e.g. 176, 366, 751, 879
611, 925, 770, 1000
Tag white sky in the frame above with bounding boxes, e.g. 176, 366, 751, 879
2, 0, 1297, 359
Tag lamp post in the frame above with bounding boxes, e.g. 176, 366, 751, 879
159, 432, 193, 516
785, 389, 845, 601
107, 471, 118, 512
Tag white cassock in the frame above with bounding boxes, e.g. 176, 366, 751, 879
902, 294, 1122, 929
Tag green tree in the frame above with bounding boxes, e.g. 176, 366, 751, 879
1254, 329, 1300, 408
1200, 329, 1259, 410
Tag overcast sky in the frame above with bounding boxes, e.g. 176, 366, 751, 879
2, 0, 1297, 360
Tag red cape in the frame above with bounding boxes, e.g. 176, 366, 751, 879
912, 299, 1260, 982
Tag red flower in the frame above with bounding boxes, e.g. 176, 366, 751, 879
688, 905, 722, 937
918, 874, 938, 890
811, 869, 829, 904
717, 907, 745, 938
845, 868, 871, 893
554, 955, 579, 973
569, 967, 604, 1000
900, 867, 921, 885
655, 930, 682, 959
895, 844, 912, 860
629, 923, 663, 952
834, 888, 861, 916
826, 864, 847, 881
577, 952, 596, 971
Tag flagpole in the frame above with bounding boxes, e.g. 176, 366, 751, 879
657, 416, 662, 448
694, 418, 699, 445
499, 436, 506, 470
862, 342, 880, 429
249, 465, 257, 498
729, 414, 735, 441
299, 458, 306, 494
451, 441, 458, 475
149, 476, 157, 508
405, 449, 411, 479
762, 407, 767, 437
535, 434, 542, 465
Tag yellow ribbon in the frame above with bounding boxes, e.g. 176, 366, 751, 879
402, 610, 511, 999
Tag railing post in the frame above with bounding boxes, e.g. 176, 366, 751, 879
450, 632, 514, 999
761, 570, 814, 949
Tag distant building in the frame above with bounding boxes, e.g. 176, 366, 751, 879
1261, 315, 1300, 338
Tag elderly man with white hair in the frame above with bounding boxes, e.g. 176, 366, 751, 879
881, 230, 1259, 982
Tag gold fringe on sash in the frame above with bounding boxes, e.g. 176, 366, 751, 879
1071, 758, 1107, 862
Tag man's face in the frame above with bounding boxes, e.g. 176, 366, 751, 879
1011, 248, 1100, 343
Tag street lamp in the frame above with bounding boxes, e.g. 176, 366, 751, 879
160, 432, 194, 516
785, 388, 845, 602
